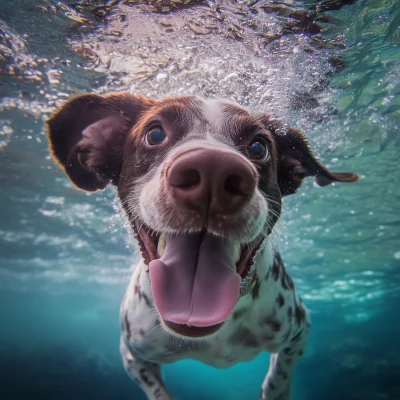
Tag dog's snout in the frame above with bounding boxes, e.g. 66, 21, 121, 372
167, 149, 257, 215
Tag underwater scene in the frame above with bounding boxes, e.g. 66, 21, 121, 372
0, 0, 399, 399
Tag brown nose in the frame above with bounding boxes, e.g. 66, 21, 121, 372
167, 149, 257, 216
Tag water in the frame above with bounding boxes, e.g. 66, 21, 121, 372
0, 0, 399, 399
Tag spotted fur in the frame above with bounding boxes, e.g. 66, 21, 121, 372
47, 93, 359, 400
120, 244, 310, 400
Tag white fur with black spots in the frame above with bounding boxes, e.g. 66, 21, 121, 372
120, 241, 310, 400
46, 93, 357, 400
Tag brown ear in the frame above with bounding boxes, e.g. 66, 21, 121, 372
263, 116, 359, 196
47, 93, 151, 191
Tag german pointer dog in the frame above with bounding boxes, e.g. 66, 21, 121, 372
47, 93, 358, 400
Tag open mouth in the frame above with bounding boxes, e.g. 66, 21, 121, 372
134, 224, 264, 338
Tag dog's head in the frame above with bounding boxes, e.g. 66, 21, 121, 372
47, 93, 358, 338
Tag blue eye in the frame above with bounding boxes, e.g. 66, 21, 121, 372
248, 139, 269, 161
145, 127, 167, 146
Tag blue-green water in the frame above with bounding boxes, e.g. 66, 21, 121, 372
0, 1, 399, 399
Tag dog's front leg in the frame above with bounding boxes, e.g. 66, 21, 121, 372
260, 312, 310, 400
120, 338, 175, 400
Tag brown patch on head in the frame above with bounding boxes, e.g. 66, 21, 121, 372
219, 104, 282, 236
128, 96, 200, 145
221, 105, 266, 142
120, 96, 200, 180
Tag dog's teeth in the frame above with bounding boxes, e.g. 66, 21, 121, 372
157, 233, 167, 257
233, 244, 241, 263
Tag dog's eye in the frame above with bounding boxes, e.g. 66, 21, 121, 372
248, 139, 269, 161
145, 127, 167, 146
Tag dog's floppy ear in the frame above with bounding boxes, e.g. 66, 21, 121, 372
47, 93, 151, 191
262, 116, 359, 196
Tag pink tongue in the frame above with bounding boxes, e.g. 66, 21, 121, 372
149, 233, 241, 327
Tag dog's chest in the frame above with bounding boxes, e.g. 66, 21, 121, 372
121, 256, 294, 368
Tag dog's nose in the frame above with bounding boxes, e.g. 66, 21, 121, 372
167, 149, 257, 215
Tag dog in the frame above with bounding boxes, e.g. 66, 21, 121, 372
47, 93, 358, 400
